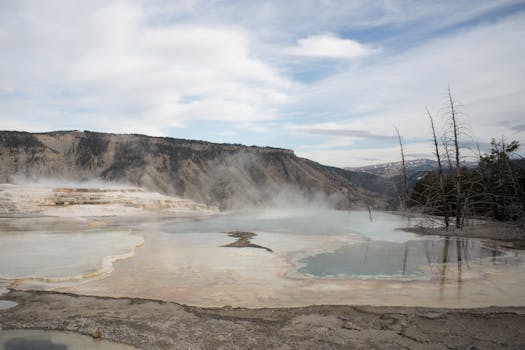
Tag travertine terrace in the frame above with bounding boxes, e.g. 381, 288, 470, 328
0, 184, 217, 217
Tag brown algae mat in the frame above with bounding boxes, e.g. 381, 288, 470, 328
222, 231, 273, 252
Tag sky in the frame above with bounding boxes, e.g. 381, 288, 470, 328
1, 0, 524, 167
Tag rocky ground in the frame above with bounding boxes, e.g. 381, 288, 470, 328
1, 290, 525, 349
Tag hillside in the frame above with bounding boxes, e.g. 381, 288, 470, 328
343, 159, 439, 207
0, 130, 389, 209
345, 159, 438, 177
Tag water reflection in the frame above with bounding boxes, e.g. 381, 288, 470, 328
298, 236, 513, 280
0, 300, 17, 311
2, 210, 523, 308
0, 330, 135, 350
5, 337, 67, 350
156, 209, 418, 242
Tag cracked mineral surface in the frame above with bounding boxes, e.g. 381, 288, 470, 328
1, 290, 524, 350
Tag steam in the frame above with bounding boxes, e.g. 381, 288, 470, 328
269, 187, 345, 211
206, 151, 347, 211
4, 147, 353, 211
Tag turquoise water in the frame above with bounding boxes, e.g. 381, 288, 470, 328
297, 237, 508, 279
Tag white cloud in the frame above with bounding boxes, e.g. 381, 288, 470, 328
1, 0, 523, 168
0, 1, 295, 134
287, 11, 525, 166
141, 1, 524, 43
285, 34, 375, 59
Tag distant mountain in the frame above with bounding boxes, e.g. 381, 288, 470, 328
342, 159, 438, 207
346, 158, 480, 178
345, 159, 439, 177
344, 158, 485, 208
0, 130, 392, 210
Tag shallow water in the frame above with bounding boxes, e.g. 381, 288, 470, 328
0, 283, 16, 310
0, 301, 17, 311
0, 330, 135, 350
2, 210, 524, 308
158, 209, 419, 241
155, 209, 518, 280
298, 237, 510, 279
0, 218, 143, 281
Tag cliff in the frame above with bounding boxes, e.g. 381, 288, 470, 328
0, 130, 389, 209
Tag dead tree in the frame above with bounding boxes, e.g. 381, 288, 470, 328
448, 88, 463, 229
427, 109, 449, 228
442, 134, 454, 175
395, 127, 409, 211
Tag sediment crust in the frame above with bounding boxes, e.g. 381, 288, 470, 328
0, 184, 217, 217
1, 290, 525, 349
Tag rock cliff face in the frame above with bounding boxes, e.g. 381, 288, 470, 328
0, 130, 388, 209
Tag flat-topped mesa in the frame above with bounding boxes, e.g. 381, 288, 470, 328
34, 130, 295, 156
150, 138, 295, 156
248, 146, 295, 156
0, 130, 390, 209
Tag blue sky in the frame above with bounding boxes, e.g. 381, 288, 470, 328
1, 0, 525, 166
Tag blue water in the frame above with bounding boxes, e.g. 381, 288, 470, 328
297, 238, 507, 279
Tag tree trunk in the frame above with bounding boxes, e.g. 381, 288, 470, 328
448, 88, 462, 229
395, 127, 409, 211
427, 109, 449, 229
